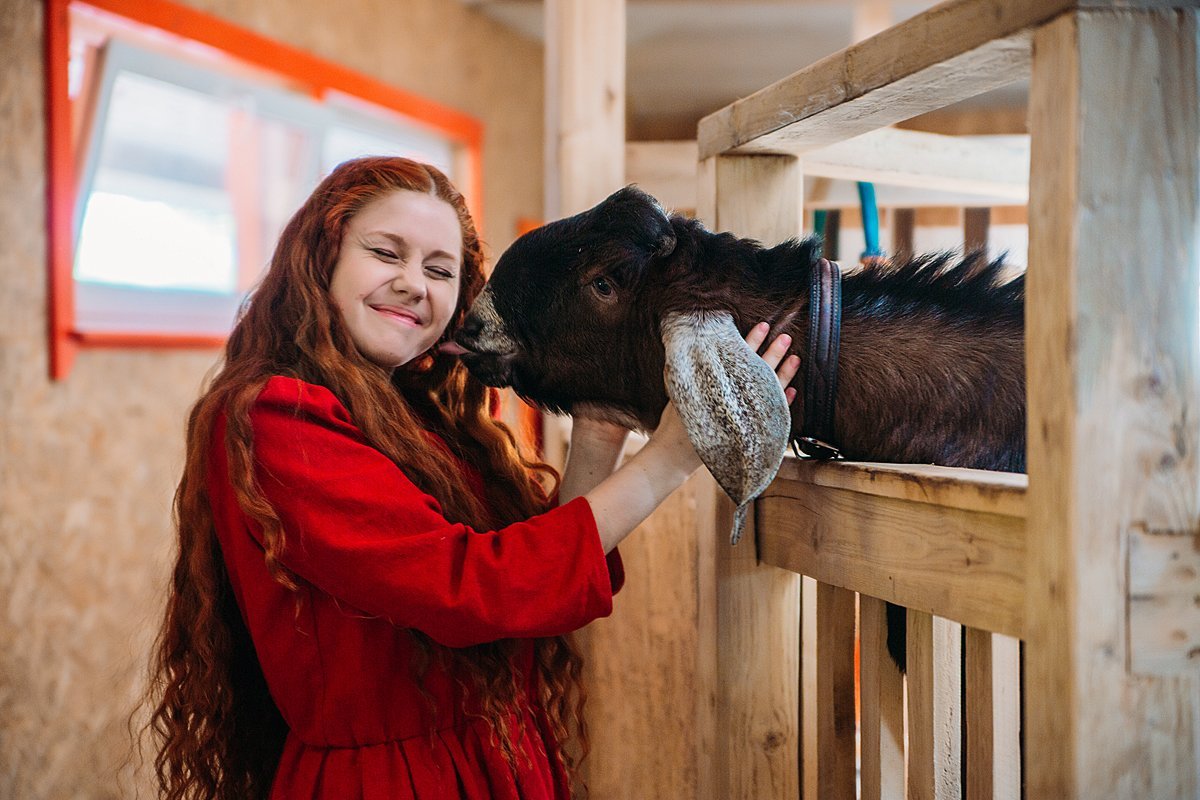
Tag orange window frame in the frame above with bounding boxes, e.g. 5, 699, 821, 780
44, 0, 484, 379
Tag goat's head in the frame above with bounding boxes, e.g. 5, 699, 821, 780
457, 186, 791, 542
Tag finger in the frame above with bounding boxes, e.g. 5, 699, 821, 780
777, 354, 802, 389
760, 333, 792, 370
744, 321, 769, 352
785, 386, 797, 405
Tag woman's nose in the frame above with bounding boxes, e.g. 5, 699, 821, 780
391, 269, 426, 300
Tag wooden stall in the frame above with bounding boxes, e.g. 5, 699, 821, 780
694, 2, 1200, 799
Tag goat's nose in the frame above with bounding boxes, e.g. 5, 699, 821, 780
459, 313, 483, 341
456, 313, 487, 352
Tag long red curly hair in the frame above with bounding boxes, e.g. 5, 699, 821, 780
147, 156, 589, 799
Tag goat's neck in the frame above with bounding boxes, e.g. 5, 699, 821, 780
786, 290, 1026, 471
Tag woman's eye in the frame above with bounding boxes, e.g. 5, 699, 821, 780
426, 265, 455, 279
370, 248, 398, 260
592, 276, 615, 297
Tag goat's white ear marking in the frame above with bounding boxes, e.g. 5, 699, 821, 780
660, 311, 791, 544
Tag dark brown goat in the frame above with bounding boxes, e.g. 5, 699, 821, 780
457, 186, 1025, 487
456, 186, 1025, 670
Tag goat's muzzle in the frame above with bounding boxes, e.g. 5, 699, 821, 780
455, 296, 520, 387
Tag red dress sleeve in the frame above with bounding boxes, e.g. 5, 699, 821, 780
245, 377, 617, 648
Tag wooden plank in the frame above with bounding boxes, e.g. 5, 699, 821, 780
625, 140, 698, 212
774, 459, 1027, 518
860, 595, 906, 800
756, 478, 1026, 638
1025, 9, 1200, 800
964, 207, 991, 251
707, 154, 804, 800
966, 629, 1021, 800
908, 612, 964, 800
700, 0, 1200, 159
697, 0, 1067, 158
816, 583, 857, 800
801, 576, 818, 800
801, 129, 1029, 203
892, 207, 915, 258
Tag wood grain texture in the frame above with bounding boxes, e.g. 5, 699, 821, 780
1025, 9, 1200, 799
801, 129, 1029, 203
860, 595, 906, 800
699, 0, 1200, 159
704, 154, 804, 800
908, 612, 964, 800
965, 629, 1021, 800
816, 583, 857, 800
543, 0, 625, 218
625, 140, 699, 213
757, 475, 1026, 638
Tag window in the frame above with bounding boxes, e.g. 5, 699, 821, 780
46, 0, 482, 378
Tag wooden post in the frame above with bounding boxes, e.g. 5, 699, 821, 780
542, 0, 626, 470
698, 154, 803, 800
1026, 9, 1200, 799
544, 0, 625, 221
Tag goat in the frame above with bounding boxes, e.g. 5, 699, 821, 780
456, 186, 1025, 527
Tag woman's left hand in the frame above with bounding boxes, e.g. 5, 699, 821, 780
743, 321, 801, 404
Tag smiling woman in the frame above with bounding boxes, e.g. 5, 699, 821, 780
329, 190, 463, 370
147, 155, 799, 800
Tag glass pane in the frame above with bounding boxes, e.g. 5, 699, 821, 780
74, 71, 237, 294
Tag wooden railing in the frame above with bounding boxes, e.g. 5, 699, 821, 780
695, 2, 1200, 799
765, 461, 1024, 800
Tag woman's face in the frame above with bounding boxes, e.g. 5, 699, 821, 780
330, 189, 463, 370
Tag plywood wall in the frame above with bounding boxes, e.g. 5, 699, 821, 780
0, 1, 544, 795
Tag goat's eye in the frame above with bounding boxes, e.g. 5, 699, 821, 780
591, 276, 616, 298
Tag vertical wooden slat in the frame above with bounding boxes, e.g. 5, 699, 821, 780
893, 207, 915, 260
817, 583, 857, 800
966, 629, 1021, 800
860, 596, 906, 800
963, 207, 991, 251
908, 611, 963, 800
1026, 10, 1200, 799
704, 154, 804, 800
801, 576, 818, 800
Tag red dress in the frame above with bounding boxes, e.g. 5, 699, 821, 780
206, 377, 624, 799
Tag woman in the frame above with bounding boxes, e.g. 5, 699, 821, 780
148, 156, 799, 799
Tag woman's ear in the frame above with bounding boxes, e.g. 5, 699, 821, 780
659, 310, 791, 544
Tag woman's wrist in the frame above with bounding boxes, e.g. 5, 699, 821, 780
570, 416, 631, 447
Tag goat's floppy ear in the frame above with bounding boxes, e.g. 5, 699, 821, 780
660, 311, 791, 544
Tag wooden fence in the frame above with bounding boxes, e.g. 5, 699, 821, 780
693, 2, 1200, 799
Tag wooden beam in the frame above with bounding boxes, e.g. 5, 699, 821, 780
1025, 8, 1200, 799
701, 153, 804, 800
625, 140, 699, 211
697, 0, 1073, 158
802, 130, 1029, 203
757, 461, 1026, 638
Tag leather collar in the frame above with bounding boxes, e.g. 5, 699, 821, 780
795, 257, 843, 459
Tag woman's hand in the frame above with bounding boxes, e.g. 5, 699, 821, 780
744, 321, 802, 403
